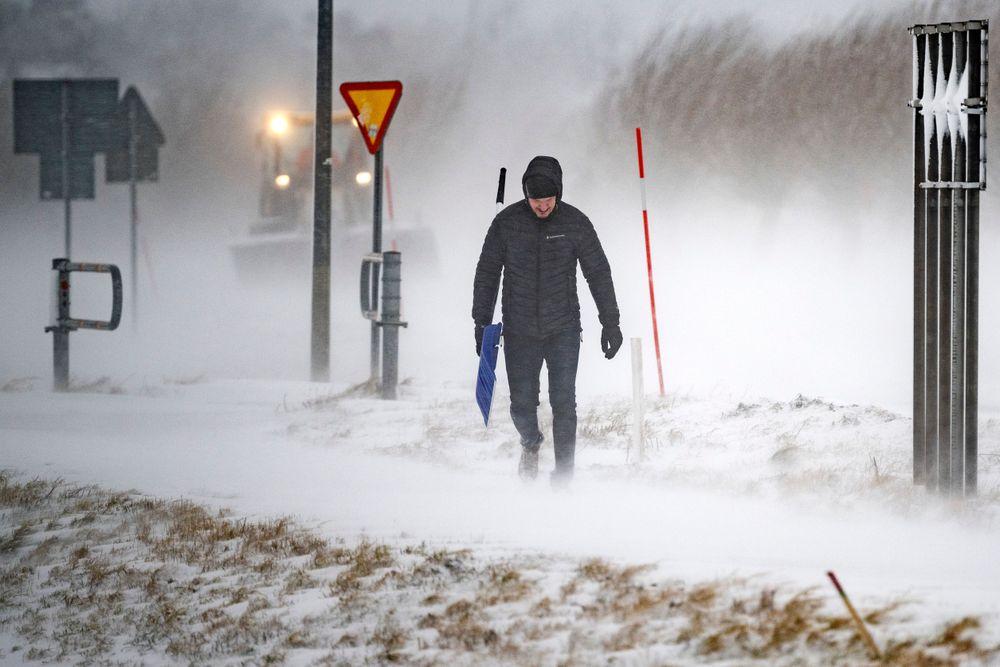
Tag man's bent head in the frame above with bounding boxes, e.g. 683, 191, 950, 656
522, 156, 562, 219
528, 196, 557, 219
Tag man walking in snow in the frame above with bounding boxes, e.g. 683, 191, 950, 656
472, 156, 622, 486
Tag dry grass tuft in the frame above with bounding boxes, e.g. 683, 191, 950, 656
0, 522, 32, 554
579, 406, 631, 441
0, 473, 60, 508
422, 598, 500, 651
479, 564, 535, 605
928, 616, 990, 658
283, 568, 319, 595
67, 376, 126, 394
881, 616, 995, 666
298, 379, 378, 411
0, 377, 37, 392
162, 373, 206, 386
139, 500, 332, 572
577, 557, 613, 582
409, 546, 473, 582
604, 620, 646, 652
370, 611, 409, 662
326, 539, 397, 608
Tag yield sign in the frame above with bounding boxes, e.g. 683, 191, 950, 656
339, 80, 402, 154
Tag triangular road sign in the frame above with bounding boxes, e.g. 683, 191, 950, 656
119, 87, 165, 146
339, 80, 402, 154
106, 86, 166, 183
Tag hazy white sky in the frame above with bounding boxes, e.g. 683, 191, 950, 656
326, 0, 885, 46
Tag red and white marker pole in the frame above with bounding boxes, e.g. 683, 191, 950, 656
635, 127, 665, 397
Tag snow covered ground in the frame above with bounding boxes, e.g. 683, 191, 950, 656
2, 376, 999, 664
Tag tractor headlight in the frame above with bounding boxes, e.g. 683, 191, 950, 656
268, 114, 290, 136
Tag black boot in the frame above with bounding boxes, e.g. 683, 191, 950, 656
518, 432, 543, 480
549, 466, 573, 491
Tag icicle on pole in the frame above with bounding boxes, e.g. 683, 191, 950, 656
634, 127, 665, 397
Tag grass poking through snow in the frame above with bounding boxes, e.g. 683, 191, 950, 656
0, 470, 996, 665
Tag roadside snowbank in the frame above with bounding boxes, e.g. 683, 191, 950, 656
2, 377, 999, 663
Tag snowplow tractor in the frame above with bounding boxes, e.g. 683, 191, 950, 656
230, 109, 438, 284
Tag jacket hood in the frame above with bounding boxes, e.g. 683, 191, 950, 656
521, 156, 563, 201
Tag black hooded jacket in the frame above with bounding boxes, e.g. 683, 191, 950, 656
472, 156, 620, 337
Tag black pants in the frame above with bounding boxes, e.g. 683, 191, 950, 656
503, 329, 581, 472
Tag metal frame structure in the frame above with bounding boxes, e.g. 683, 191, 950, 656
909, 20, 988, 495
44, 259, 123, 391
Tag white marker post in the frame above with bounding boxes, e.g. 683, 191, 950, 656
630, 337, 645, 463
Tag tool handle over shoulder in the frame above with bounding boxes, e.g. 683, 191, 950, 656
495, 167, 506, 212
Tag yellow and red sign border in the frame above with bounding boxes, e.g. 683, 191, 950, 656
339, 80, 403, 155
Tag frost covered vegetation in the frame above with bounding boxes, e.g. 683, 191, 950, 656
600, 0, 1000, 218
295, 381, 1000, 512
1, 470, 996, 665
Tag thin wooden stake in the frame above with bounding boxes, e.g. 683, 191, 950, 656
826, 571, 881, 661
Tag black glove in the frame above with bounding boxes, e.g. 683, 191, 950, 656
475, 324, 485, 356
601, 325, 623, 360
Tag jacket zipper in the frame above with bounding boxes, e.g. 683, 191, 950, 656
536, 224, 543, 335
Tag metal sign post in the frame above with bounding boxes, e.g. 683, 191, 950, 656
909, 20, 988, 496
360, 252, 408, 399
370, 146, 384, 380
129, 96, 138, 324
45, 259, 123, 391
106, 86, 165, 329
379, 251, 405, 399
60, 81, 72, 257
340, 80, 403, 386
310, 0, 333, 382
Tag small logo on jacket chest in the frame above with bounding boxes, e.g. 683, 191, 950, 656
546, 234, 566, 240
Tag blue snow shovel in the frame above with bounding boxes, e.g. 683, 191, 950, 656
476, 168, 507, 426
476, 322, 503, 426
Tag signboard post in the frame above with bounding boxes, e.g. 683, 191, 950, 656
60, 81, 71, 258
340, 80, 403, 385
106, 86, 165, 327
310, 0, 333, 383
